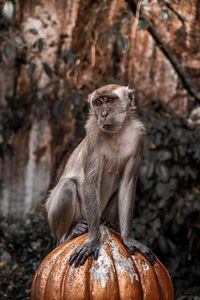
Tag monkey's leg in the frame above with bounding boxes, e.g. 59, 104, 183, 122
102, 197, 156, 263
47, 178, 82, 245
69, 176, 100, 267
119, 156, 157, 265
101, 192, 119, 232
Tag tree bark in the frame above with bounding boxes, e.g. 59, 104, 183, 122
0, 0, 199, 216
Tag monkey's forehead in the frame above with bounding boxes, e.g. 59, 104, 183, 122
91, 84, 129, 97
94, 84, 122, 93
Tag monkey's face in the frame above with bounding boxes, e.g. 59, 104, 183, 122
89, 85, 135, 133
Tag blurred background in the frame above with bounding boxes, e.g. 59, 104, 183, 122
0, 0, 200, 299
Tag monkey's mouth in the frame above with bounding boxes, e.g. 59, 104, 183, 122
102, 123, 121, 133
102, 124, 113, 131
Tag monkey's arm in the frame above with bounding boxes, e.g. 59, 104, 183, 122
118, 153, 156, 264
69, 148, 100, 267
118, 155, 140, 239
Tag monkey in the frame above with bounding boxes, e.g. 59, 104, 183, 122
46, 84, 156, 267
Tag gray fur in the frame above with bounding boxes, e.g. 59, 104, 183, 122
46, 84, 151, 266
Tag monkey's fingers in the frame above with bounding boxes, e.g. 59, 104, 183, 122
136, 246, 156, 265
74, 219, 88, 229
143, 249, 157, 265
123, 239, 136, 255
100, 219, 116, 230
72, 245, 93, 267
133, 244, 156, 265
69, 242, 100, 267
93, 246, 99, 260
74, 246, 90, 267
129, 247, 136, 256
77, 219, 88, 225
77, 244, 99, 267
69, 245, 83, 265
78, 244, 99, 265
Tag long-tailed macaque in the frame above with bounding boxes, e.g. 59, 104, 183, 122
46, 84, 156, 267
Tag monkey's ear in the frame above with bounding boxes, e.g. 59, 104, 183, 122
87, 93, 92, 104
127, 88, 136, 109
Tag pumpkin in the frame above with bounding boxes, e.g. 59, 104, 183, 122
31, 226, 174, 300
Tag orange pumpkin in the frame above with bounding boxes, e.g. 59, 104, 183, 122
31, 226, 174, 300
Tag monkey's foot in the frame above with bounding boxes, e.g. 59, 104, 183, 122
100, 218, 116, 231
69, 238, 100, 267
59, 220, 88, 245
123, 238, 156, 265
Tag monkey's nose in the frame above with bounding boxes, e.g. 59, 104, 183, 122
101, 110, 108, 118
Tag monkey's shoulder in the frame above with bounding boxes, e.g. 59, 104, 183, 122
63, 138, 87, 172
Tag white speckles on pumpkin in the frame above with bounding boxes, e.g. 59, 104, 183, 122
142, 261, 150, 272
69, 264, 76, 284
89, 227, 140, 289
110, 238, 139, 283
90, 244, 114, 288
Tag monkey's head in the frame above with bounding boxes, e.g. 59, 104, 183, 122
88, 84, 136, 133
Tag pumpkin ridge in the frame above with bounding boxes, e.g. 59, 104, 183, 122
129, 253, 143, 299
61, 234, 89, 299
43, 235, 84, 299
108, 229, 143, 299
107, 239, 120, 300
152, 259, 164, 300
106, 227, 122, 300
86, 257, 93, 300
138, 253, 163, 300
35, 246, 66, 300
132, 252, 162, 300
89, 227, 117, 299
152, 262, 163, 300
61, 263, 70, 299
153, 259, 174, 300
60, 246, 73, 300
43, 247, 68, 299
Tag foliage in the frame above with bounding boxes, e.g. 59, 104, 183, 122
136, 101, 200, 298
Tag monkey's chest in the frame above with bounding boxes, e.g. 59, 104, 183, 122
98, 155, 123, 207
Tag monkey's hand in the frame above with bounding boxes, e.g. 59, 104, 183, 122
123, 238, 156, 265
69, 238, 100, 267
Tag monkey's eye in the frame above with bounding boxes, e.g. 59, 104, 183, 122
107, 97, 116, 103
93, 99, 102, 106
